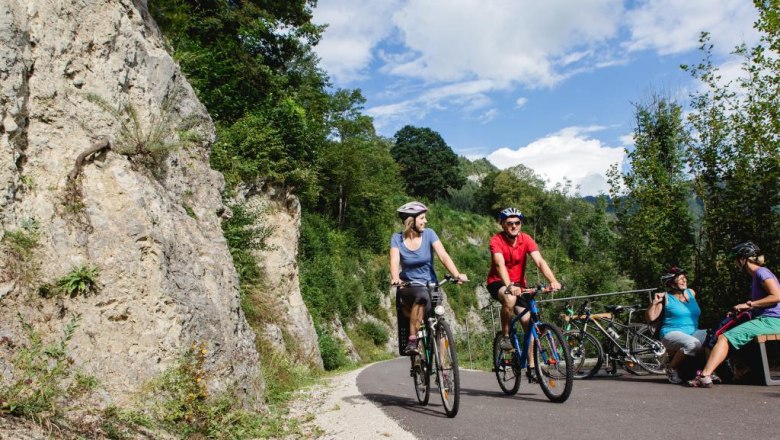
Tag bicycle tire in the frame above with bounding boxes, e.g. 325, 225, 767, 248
411, 353, 430, 405
492, 331, 521, 395
563, 329, 603, 379
631, 324, 667, 375
534, 323, 574, 403
433, 320, 460, 418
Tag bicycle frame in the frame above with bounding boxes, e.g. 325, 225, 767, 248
507, 291, 561, 369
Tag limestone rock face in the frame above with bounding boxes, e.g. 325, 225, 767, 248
239, 185, 323, 368
0, 0, 262, 407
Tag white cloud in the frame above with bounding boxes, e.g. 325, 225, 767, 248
387, 0, 623, 87
366, 79, 509, 131
515, 97, 528, 108
619, 133, 635, 147
624, 0, 759, 55
485, 126, 625, 195
312, 0, 403, 83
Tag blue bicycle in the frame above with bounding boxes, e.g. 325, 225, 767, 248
493, 284, 574, 403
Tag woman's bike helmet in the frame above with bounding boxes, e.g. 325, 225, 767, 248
397, 201, 428, 220
660, 266, 686, 286
498, 207, 524, 222
727, 241, 761, 259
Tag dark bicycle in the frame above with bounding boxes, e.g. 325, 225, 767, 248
562, 300, 666, 378
396, 276, 461, 418
493, 284, 574, 403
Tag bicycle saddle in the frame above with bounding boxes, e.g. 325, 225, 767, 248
604, 305, 624, 314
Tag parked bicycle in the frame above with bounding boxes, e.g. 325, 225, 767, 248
397, 276, 461, 418
493, 284, 574, 403
562, 300, 666, 378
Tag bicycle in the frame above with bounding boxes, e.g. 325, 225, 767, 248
492, 284, 574, 403
562, 300, 666, 378
397, 276, 461, 418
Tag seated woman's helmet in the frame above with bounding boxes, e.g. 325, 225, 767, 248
397, 201, 428, 220
498, 207, 524, 222
660, 266, 686, 286
728, 241, 761, 259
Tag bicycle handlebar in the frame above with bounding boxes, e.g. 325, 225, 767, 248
393, 275, 464, 288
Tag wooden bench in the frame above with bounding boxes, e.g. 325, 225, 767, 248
756, 334, 780, 385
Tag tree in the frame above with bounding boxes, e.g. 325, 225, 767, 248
608, 95, 694, 290
391, 126, 466, 201
684, 7, 780, 320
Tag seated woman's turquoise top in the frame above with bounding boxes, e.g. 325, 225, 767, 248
659, 289, 701, 338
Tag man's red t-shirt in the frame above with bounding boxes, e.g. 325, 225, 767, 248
486, 232, 539, 287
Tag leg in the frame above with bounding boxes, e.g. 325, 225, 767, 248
409, 303, 424, 336
498, 289, 517, 337
701, 335, 729, 376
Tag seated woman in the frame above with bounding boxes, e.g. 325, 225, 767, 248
689, 241, 780, 388
646, 266, 707, 384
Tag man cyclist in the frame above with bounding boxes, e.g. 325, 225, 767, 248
486, 208, 561, 353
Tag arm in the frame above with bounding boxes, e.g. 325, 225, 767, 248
492, 252, 513, 290
646, 292, 666, 322
390, 247, 402, 285
432, 240, 468, 283
529, 250, 561, 290
737, 277, 780, 311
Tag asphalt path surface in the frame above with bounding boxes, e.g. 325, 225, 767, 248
357, 357, 780, 440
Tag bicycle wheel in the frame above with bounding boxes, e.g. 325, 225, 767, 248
432, 320, 459, 418
564, 330, 603, 379
534, 323, 574, 403
411, 353, 430, 405
493, 331, 521, 395
631, 324, 667, 375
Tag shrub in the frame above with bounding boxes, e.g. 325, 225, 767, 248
317, 332, 348, 371
0, 314, 82, 420
0, 219, 40, 285
55, 265, 100, 297
356, 321, 389, 346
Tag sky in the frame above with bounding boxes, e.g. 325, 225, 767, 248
310, 0, 761, 196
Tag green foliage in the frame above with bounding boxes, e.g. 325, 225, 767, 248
317, 331, 349, 371
391, 125, 466, 201
55, 265, 100, 297
355, 321, 389, 346
0, 219, 41, 285
222, 202, 274, 294
607, 95, 694, 290
0, 314, 83, 421
84, 91, 199, 173
683, 21, 780, 321
128, 341, 304, 439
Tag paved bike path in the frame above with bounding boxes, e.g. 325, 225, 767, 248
358, 357, 779, 439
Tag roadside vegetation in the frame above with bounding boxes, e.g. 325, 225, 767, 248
3, 1, 777, 438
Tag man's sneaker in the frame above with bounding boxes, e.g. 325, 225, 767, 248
404, 338, 419, 355
666, 367, 682, 384
499, 336, 513, 351
688, 371, 713, 388
526, 369, 539, 383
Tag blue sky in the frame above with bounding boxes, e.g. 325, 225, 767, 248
311, 0, 760, 195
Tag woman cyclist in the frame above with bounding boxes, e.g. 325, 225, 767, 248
390, 201, 468, 354
646, 266, 708, 384
689, 241, 780, 387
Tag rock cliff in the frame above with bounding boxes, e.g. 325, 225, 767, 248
0, 0, 262, 408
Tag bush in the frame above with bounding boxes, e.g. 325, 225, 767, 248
55, 265, 100, 297
318, 332, 348, 371
0, 314, 83, 420
356, 321, 389, 346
